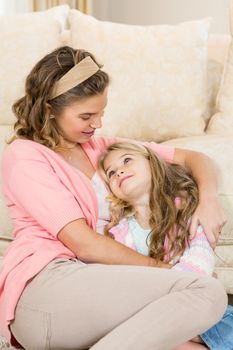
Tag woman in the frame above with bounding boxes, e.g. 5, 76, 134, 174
0, 46, 227, 350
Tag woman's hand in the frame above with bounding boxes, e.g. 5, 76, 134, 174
189, 194, 227, 247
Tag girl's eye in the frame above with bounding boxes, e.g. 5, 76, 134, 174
124, 157, 132, 164
108, 170, 115, 179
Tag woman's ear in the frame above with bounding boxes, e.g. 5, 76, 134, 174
46, 103, 52, 115
45, 103, 55, 119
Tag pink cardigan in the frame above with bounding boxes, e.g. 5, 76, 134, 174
0, 137, 174, 342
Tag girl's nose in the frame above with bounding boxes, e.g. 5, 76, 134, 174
116, 169, 124, 176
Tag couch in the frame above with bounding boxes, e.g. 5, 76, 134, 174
0, 4, 233, 301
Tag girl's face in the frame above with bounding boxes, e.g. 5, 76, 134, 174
103, 149, 152, 202
55, 88, 108, 144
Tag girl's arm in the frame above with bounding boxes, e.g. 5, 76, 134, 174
58, 218, 171, 268
172, 225, 215, 276
173, 148, 226, 246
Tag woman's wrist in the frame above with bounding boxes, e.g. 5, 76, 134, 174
148, 257, 172, 269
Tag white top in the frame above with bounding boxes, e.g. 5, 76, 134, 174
91, 172, 110, 234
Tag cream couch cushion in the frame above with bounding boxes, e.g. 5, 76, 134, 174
69, 10, 211, 142
205, 34, 230, 123
207, 1, 233, 135
0, 6, 67, 126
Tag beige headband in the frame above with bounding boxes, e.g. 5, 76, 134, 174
50, 56, 100, 99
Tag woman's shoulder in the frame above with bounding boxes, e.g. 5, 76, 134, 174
6, 138, 42, 150
3, 139, 51, 162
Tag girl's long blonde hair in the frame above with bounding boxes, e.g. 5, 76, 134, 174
98, 142, 199, 262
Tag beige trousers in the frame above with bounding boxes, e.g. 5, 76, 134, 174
11, 258, 227, 350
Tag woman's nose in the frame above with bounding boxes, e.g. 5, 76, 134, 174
90, 116, 102, 129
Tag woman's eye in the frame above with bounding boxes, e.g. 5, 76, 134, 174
108, 170, 115, 179
79, 114, 92, 120
124, 157, 132, 164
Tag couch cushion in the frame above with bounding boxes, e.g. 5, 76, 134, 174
69, 10, 211, 142
163, 135, 233, 241
215, 245, 233, 293
205, 34, 230, 123
0, 7, 65, 126
214, 267, 233, 294
207, 1, 233, 135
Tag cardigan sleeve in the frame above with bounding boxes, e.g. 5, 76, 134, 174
3, 149, 85, 237
171, 225, 215, 276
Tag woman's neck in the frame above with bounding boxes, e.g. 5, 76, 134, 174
57, 138, 78, 150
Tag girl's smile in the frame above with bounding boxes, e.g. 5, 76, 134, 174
119, 175, 134, 187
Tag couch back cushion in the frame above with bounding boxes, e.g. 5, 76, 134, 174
205, 34, 230, 123
69, 10, 211, 142
207, 0, 233, 135
0, 7, 66, 126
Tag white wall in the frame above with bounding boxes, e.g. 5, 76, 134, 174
92, 0, 231, 34
0, 0, 32, 15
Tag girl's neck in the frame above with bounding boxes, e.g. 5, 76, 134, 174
134, 202, 151, 230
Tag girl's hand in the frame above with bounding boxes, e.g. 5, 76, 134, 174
189, 195, 227, 248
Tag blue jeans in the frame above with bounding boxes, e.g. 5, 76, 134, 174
200, 304, 233, 350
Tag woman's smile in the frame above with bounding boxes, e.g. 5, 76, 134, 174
82, 130, 95, 137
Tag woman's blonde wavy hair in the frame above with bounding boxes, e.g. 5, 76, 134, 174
9, 46, 109, 149
98, 142, 199, 263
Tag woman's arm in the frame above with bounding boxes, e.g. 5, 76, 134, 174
173, 148, 226, 246
58, 218, 171, 268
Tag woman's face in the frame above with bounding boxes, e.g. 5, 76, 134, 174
55, 88, 108, 144
103, 149, 152, 203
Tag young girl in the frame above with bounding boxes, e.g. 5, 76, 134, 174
98, 141, 233, 350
